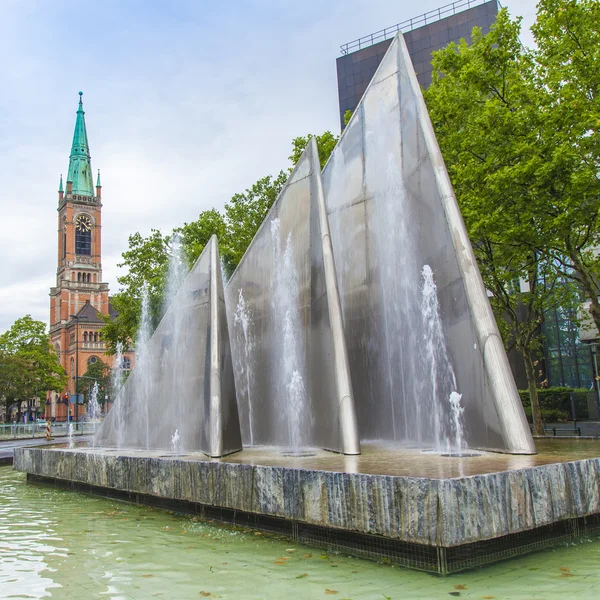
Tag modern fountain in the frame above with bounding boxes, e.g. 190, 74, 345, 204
17, 32, 600, 575
91, 30, 534, 458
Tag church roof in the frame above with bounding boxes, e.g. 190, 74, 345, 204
74, 301, 105, 324
66, 92, 94, 196
108, 299, 119, 320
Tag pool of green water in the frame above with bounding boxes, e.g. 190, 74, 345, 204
1, 466, 599, 599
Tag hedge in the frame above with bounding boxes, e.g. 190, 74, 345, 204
518, 387, 589, 420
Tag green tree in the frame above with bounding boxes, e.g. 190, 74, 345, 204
175, 209, 228, 268
0, 316, 67, 420
529, 0, 600, 334
424, 9, 581, 435
0, 352, 32, 418
223, 171, 288, 270
102, 229, 171, 353
288, 131, 339, 169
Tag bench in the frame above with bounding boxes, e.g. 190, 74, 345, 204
543, 425, 581, 437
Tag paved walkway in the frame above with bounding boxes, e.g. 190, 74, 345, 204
0, 436, 91, 464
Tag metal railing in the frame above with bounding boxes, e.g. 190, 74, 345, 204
340, 0, 494, 55
0, 421, 99, 440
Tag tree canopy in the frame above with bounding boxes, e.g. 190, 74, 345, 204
530, 0, 600, 333
0, 316, 67, 413
425, 2, 599, 433
288, 131, 339, 169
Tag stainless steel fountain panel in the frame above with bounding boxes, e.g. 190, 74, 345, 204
226, 139, 360, 454
95, 236, 242, 457
321, 34, 535, 454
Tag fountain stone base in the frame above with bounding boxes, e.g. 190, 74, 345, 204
14, 442, 600, 574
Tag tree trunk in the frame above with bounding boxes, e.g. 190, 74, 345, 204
523, 353, 545, 436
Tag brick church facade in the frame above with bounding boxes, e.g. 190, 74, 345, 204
46, 93, 134, 421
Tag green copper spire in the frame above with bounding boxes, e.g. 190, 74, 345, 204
58, 174, 63, 193
96, 169, 101, 188
66, 92, 94, 196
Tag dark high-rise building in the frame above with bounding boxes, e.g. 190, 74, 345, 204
336, 0, 499, 128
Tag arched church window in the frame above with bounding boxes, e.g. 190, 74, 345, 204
62, 217, 67, 260
83, 332, 88, 343
94, 332, 98, 343
87, 273, 91, 283
77, 272, 81, 282
122, 356, 131, 371
75, 214, 92, 256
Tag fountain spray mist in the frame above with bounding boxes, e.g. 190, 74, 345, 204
421, 265, 463, 453
270, 218, 309, 450
233, 289, 255, 445
111, 341, 124, 448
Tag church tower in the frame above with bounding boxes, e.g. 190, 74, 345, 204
48, 93, 129, 421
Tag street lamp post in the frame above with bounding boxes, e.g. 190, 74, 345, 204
69, 314, 87, 427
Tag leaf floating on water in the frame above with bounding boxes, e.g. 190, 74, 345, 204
296, 573, 309, 579
325, 590, 338, 595
454, 585, 467, 590
142, 574, 153, 578
200, 592, 211, 597
448, 593, 460, 597
286, 548, 296, 552
304, 553, 312, 559
560, 573, 574, 577
560, 567, 571, 572
481, 596, 495, 599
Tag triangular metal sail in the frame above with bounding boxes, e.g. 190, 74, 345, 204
226, 138, 360, 454
321, 33, 535, 454
95, 236, 242, 457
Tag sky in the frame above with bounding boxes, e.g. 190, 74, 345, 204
0, 0, 538, 332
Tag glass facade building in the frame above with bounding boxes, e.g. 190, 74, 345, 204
543, 306, 595, 389
336, 0, 499, 129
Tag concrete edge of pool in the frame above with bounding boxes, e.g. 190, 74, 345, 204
13, 446, 600, 574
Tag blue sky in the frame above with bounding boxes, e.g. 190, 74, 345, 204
0, 0, 537, 331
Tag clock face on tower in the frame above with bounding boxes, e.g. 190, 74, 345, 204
75, 214, 92, 232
